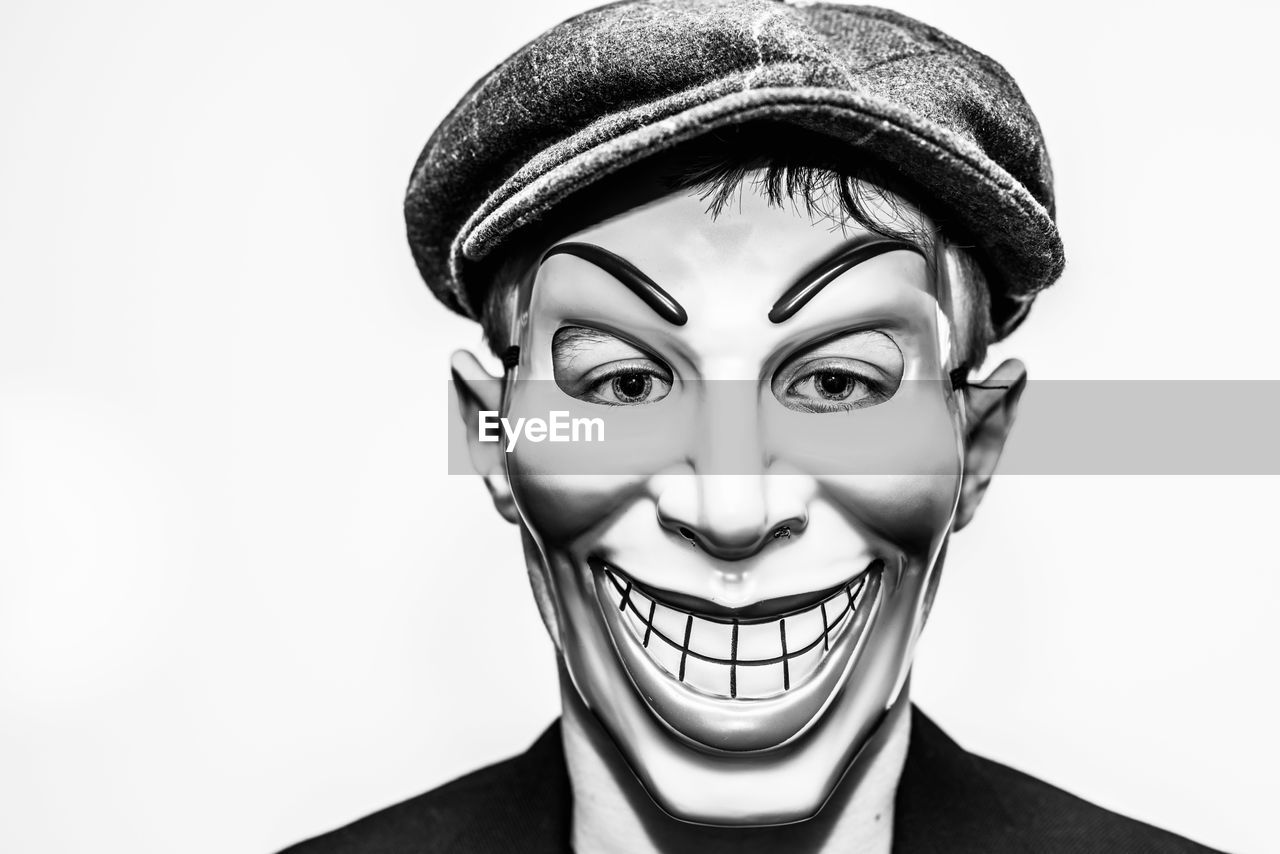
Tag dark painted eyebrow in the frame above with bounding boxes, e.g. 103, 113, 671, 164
768, 237, 925, 324
542, 242, 688, 326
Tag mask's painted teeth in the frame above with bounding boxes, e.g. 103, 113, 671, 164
600, 567, 875, 700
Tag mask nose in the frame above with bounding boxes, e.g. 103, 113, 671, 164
657, 474, 807, 560
653, 380, 809, 560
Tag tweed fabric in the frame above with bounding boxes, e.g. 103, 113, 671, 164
405, 0, 1065, 338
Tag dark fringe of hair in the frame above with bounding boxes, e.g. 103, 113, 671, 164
672, 153, 936, 256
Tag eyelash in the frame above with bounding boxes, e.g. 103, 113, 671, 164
784, 361, 889, 410
515, 342, 935, 388
550, 328, 913, 413
586, 361, 671, 385
789, 362, 882, 390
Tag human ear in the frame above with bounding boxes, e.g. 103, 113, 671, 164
450, 350, 520, 524
953, 358, 1027, 531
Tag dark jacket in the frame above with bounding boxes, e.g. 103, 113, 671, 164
281, 707, 1223, 853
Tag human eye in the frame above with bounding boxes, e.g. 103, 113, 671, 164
772, 330, 903, 414
783, 360, 887, 412
552, 326, 673, 407
577, 361, 672, 405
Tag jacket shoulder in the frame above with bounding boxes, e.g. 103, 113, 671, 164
899, 708, 1229, 854
974, 753, 1226, 853
277, 722, 569, 854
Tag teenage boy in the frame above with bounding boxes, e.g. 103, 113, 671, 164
284, 2, 1222, 852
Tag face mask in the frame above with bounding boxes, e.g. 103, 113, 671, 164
460, 183, 975, 824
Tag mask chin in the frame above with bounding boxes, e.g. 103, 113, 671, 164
544, 542, 940, 826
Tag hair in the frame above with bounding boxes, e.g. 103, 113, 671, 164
476, 125, 995, 369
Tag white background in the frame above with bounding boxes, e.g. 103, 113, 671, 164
1, 1, 1275, 852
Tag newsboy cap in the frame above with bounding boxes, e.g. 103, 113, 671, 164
405, 0, 1064, 338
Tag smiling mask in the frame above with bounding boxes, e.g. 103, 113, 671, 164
452, 178, 1023, 825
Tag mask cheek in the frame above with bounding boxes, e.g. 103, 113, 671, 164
507, 472, 652, 546
817, 474, 959, 557
768, 388, 963, 552
506, 472, 655, 679
500, 391, 690, 543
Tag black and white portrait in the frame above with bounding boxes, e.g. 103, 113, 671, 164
0, 2, 1273, 853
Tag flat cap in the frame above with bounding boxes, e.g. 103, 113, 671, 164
405, 0, 1064, 338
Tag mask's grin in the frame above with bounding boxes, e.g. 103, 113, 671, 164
587, 555, 885, 752
594, 559, 875, 700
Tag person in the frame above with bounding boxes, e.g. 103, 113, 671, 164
283, 2, 1223, 851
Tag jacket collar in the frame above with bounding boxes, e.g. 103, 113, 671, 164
892, 707, 1034, 854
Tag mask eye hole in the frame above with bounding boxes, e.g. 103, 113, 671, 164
772, 330, 903, 413
552, 325, 673, 407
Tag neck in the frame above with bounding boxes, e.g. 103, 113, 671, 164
560, 675, 911, 854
